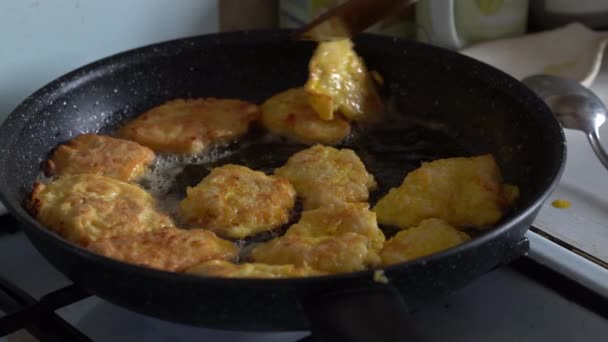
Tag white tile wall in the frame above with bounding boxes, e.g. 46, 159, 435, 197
0, 0, 219, 121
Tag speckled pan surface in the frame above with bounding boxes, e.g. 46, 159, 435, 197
0, 30, 565, 330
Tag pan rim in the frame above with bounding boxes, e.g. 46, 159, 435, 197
0, 29, 566, 286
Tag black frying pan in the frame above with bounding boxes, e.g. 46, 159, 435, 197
0, 30, 565, 341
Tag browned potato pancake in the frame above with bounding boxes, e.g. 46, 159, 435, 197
287, 202, 385, 251
45, 133, 155, 182
251, 233, 376, 274
117, 98, 260, 154
380, 218, 471, 265
179, 164, 296, 239
251, 203, 385, 274
88, 228, 238, 272
186, 260, 325, 278
27, 174, 174, 246
503, 184, 520, 206
373, 154, 518, 229
261, 87, 351, 145
305, 39, 384, 122
274, 144, 376, 210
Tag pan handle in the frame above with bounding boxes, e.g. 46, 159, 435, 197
300, 285, 424, 342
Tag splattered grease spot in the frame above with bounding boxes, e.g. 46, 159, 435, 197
373, 269, 389, 284
551, 199, 571, 209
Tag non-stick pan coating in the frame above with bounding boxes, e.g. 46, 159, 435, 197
0, 30, 565, 330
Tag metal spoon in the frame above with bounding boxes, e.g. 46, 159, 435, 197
522, 74, 608, 170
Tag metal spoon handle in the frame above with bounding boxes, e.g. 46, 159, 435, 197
522, 74, 608, 171
587, 130, 608, 170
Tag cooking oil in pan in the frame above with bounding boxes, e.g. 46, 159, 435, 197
129, 112, 470, 252
32, 106, 471, 257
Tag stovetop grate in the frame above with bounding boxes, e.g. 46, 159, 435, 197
1, 220, 607, 341
0, 276, 92, 342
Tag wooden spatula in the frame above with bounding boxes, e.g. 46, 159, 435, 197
294, 0, 415, 41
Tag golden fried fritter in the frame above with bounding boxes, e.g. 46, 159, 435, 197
373, 154, 517, 229
305, 39, 384, 122
251, 233, 377, 274
186, 260, 325, 278
179, 164, 296, 239
274, 144, 376, 210
503, 184, 520, 207
251, 203, 385, 274
261, 87, 351, 145
117, 98, 260, 154
45, 133, 155, 182
88, 228, 238, 272
287, 202, 385, 251
27, 174, 174, 246
380, 218, 471, 265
